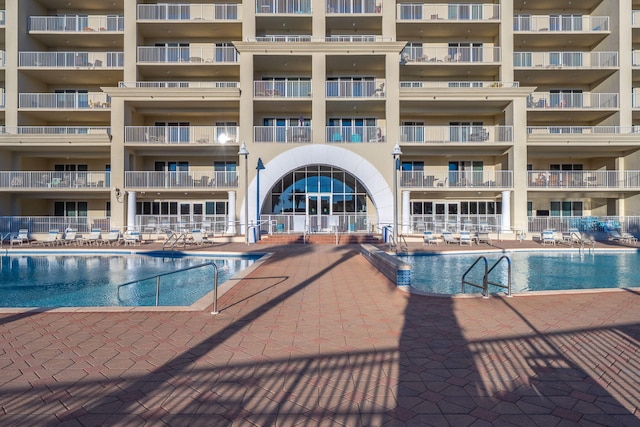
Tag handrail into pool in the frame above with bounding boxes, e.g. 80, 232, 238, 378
461, 255, 488, 297
486, 255, 512, 297
116, 261, 220, 314
162, 231, 188, 260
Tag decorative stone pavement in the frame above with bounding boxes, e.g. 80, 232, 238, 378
1, 241, 640, 425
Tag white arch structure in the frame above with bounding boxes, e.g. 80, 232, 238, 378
240, 145, 394, 231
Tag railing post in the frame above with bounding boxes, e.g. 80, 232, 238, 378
155, 275, 161, 306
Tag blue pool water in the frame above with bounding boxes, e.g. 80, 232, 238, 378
399, 251, 640, 295
0, 254, 260, 307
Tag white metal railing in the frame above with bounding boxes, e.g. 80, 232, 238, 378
125, 171, 238, 188
258, 214, 373, 233
528, 216, 640, 234
137, 46, 237, 63
528, 170, 640, 189
0, 171, 110, 189
254, 126, 312, 143
632, 50, 640, 67
138, 3, 239, 21
409, 215, 502, 233
527, 92, 618, 109
325, 80, 385, 98
29, 15, 124, 32
325, 35, 388, 42
118, 81, 239, 89
251, 35, 312, 42
247, 35, 392, 42
137, 215, 229, 234
0, 50, 4, 67
1, 126, 111, 135
326, 126, 383, 143
125, 126, 239, 144
401, 46, 501, 63
0, 10, 5, 26
19, 51, 124, 67
526, 126, 640, 135
401, 170, 512, 188
0, 216, 111, 234
634, 91, 640, 108
513, 15, 609, 32
254, 80, 312, 98
326, 0, 381, 14
400, 81, 519, 88
256, 0, 312, 14
397, 3, 499, 21
513, 51, 618, 68
400, 125, 513, 143
0, 93, 5, 108
19, 93, 111, 109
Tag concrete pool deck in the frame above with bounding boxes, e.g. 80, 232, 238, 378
1, 240, 640, 425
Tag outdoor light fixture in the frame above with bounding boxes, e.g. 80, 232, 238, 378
392, 143, 402, 251
238, 143, 249, 244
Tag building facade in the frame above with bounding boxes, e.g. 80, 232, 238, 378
1, 0, 640, 238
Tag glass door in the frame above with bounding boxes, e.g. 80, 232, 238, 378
434, 202, 459, 232
307, 193, 331, 232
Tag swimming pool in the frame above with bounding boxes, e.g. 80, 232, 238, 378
0, 253, 261, 307
399, 251, 640, 295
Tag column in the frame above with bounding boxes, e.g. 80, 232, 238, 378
501, 190, 511, 232
227, 191, 237, 234
127, 191, 136, 231
402, 190, 411, 234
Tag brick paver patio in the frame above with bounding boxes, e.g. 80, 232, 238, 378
1, 241, 640, 425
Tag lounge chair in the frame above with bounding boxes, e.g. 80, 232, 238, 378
33, 229, 60, 246
475, 231, 491, 244
190, 229, 211, 245
101, 229, 121, 246
541, 229, 557, 245
422, 231, 440, 245
10, 229, 30, 246
123, 231, 142, 246
611, 230, 638, 245
62, 228, 79, 245
81, 229, 102, 245
442, 231, 459, 245
621, 232, 638, 245
459, 230, 473, 245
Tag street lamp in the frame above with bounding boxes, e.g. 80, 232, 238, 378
238, 143, 249, 244
392, 143, 402, 251
256, 157, 265, 240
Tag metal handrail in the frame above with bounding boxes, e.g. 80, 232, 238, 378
116, 261, 220, 313
0, 232, 10, 248
161, 231, 188, 260
399, 234, 408, 252
461, 256, 489, 296
486, 256, 512, 297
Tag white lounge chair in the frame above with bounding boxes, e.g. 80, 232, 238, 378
10, 229, 30, 246
475, 231, 491, 244
621, 232, 638, 245
33, 229, 60, 246
62, 228, 79, 245
123, 231, 142, 246
442, 231, 459, 245
190, 229, 210, 245
81, 229, 102, 245
422, 231, 440, 245
541, 229, 556, 245
459, 230, 473, 245
101, 229, 121, 246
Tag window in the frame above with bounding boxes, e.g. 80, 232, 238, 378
448, 161, 483, 186
54, 201, 87, 217
214, 161, 237, 186
54, 89, 88, 108
549, 89, 582, 108
449, 121, 483, 142
549, 14, 582, 31
155, 121, 190, 143
513, 15, 531, 31
448, 42, 483, 62
155, 42, 189, 62
550, 201, 583, 217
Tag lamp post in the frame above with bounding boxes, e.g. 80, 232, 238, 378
238, 143, 249, 244
256, 157, 265, 240
392, 143, 403, 251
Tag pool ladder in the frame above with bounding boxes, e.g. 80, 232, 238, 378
461, 255, 512, 298
162, 232, 189, 260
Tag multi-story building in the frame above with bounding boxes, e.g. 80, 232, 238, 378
1, 0, 640, 240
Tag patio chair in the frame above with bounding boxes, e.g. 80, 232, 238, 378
475, 231, 491, 244
190, 229, 211, 245
62, 228, 79, 245
541, 229, 557, 245
442, 231, 459, 245
459, 230, 473, 246
123, 231, 142, 246
607, 230, 630, 244
33, 229, 60, 246
101, 229, 121, 246
10, 229, 30, 246
81, 229, 102, 245
621, 231, 638, 245
422, 230, 440, 245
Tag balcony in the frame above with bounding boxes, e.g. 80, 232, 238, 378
528, 170, 640, 189
256, 0, 312, 14
400, 170, 513, 189
513, 15, 609, 32
138, 3, 239, 21
29, 15, 124, 32
19, 93, 111, 109
125, 126, 239, 144
400, 80, 519, 88
326, 126, 383, 143
118, 81, 239, 89
513, 51, 618, 68
137, 46, 238, 63
19, 51, 124, 68
401, 46, 501, 64
125, 171, 238, 189
1, 126, 110, 136
399, 125, 513, 144
254, 80, 312, 98
325, 79, 385, 98
527, 92, 618, 110
397, 3, 499, 21
254, 126, 312, 143
247, 35, 392, 42
527, 126, 639, 135
326, 0, 381, 14
0, 171, 110, 189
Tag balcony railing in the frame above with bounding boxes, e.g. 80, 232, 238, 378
326, 0, 381, 14
325, 80, 385, 98
632, 10, 640, 27
513, 15, 609, 32
401, 170, 512, 188
0, 50, 5, 67
1, 126, 111, 135
138, 3, 239, 21
137, 46, 237, 63
19, 93, 111, 109
248, 35, 392, 42
254, 80, 312, 98
119, 81, 239, 89
513, 51, 618, 68
0, 171, 110, 189
125, 126, 239, 144
0, 93, 5, 108
527, 92, 618, 109
400, 125, 513, 143
19, 51, 124, 68
400, 80, 519, 88
326, 126, 384, 143
256, 0, 312, 14
528, 216, 640, 234
408, 215, 502, 234
527, 126, 640, 135
29, 15, 124, 32
254, 126, 312, 143
0, 10, 5, 26
397, 3, 499, 21
402, 46, 501, 63
0, 216, 111, 234
125, 171, 238, 188
528, 170, 640, 189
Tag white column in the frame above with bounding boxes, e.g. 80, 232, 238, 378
127, 191, 136, 231
501, 190, 511, 232
227, 190, 237, 235
402, 190, 411, 234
